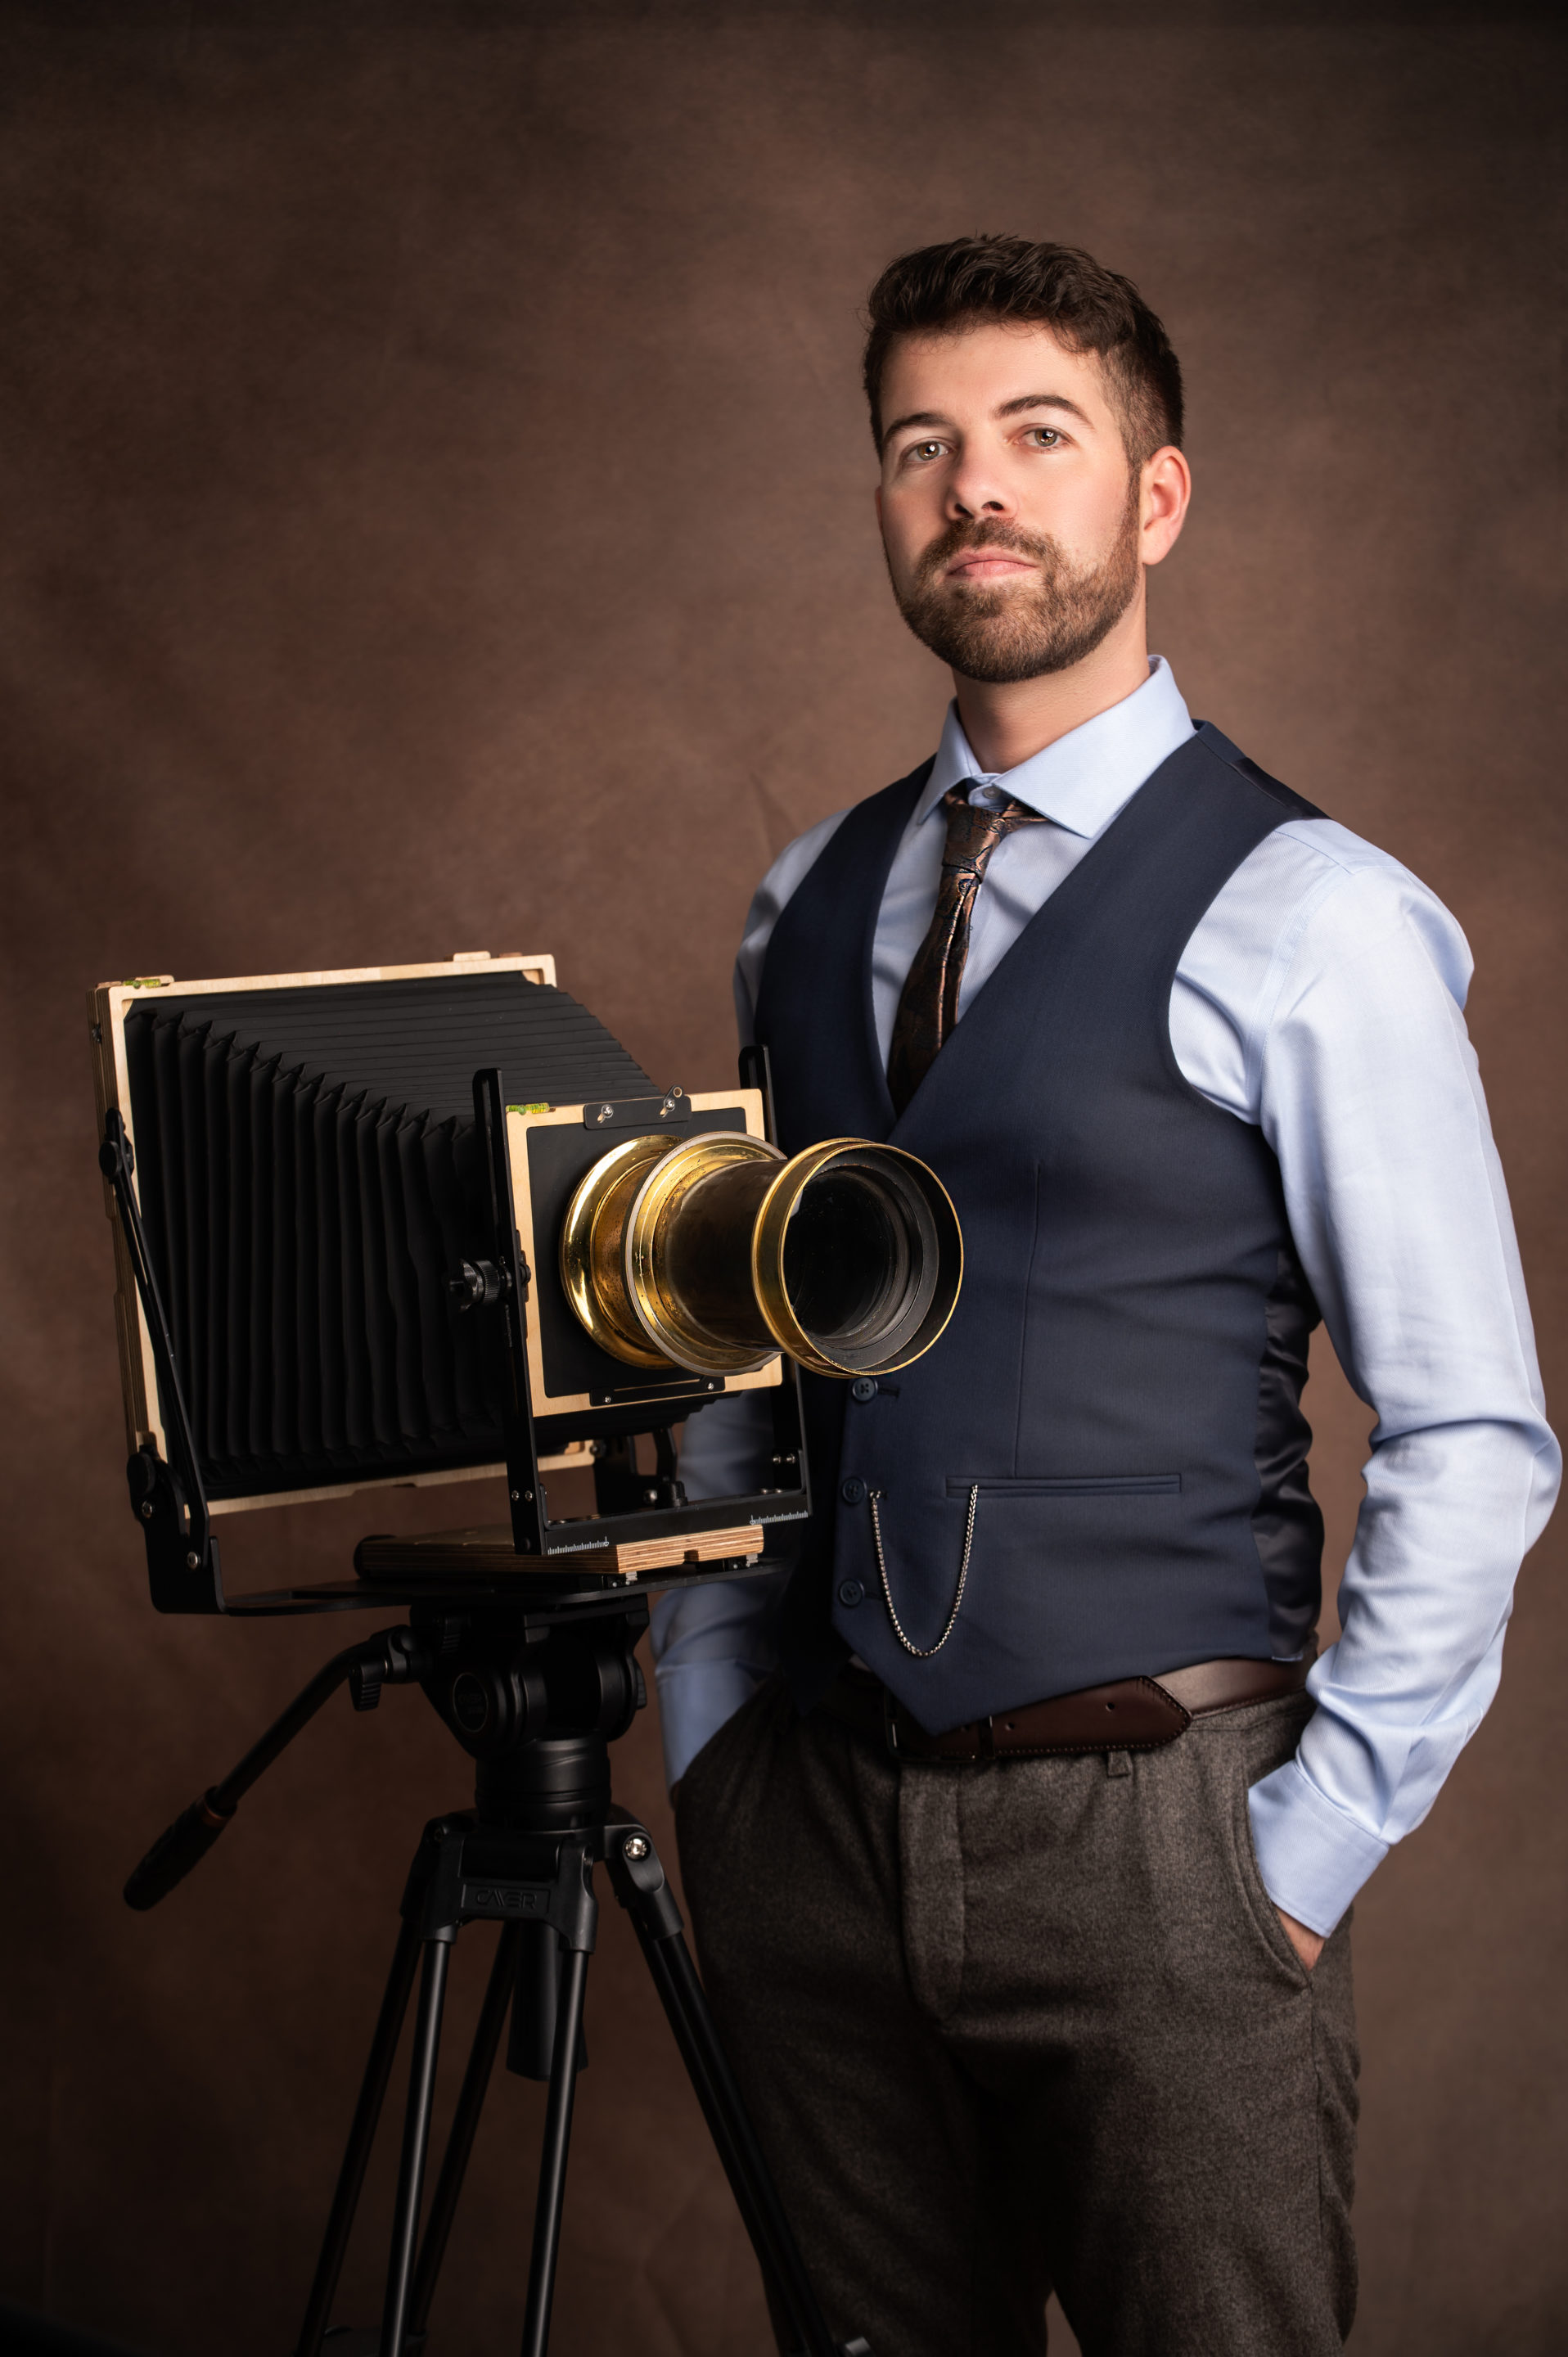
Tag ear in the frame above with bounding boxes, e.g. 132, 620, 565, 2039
1139, 447, 1192, 567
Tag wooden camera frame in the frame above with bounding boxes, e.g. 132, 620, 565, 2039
89, 953, 808, 1613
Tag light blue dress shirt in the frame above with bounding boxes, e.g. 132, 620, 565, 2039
652, 657, 1559, 1937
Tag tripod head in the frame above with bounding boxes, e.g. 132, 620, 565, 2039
421, 1597, 648, 1829
124, 1587, 660, 1911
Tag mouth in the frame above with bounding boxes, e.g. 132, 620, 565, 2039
941, 548, 1037, 584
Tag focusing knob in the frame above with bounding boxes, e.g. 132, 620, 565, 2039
448, 1260, 501, 1314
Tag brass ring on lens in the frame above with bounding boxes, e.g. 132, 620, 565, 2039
750, 1138, 963, 1377
560, 1134, 678, 1370
625, 1132, 784, 1374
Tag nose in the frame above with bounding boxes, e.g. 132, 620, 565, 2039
944, 446, 1016, 525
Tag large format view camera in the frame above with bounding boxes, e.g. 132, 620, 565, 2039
89, 949, 962, 1613
89, 948, 962, 2357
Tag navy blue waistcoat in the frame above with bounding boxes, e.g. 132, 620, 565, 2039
753, 723, 1327, 1733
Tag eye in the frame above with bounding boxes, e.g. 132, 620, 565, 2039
1024, 426, 1062, 448
903, 439, 948, 464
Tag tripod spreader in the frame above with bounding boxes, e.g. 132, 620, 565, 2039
124, 1623, 430, 1911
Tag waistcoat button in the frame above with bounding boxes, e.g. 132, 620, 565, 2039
836, 1578, 865, 1608
850, 1377, 876, 1402
840, 1476, 867, 1505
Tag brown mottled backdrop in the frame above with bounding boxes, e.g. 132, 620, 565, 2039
1, 3, 1562, 2351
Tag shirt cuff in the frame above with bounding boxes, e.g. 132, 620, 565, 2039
1246, 1755, 1390, 1938
653, 1658, 769, 1791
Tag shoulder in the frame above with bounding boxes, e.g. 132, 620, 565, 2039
1205, 815, 1475, 1025
1265, 818, 1468, 973
737, 807, 856, 984
1189, 725, 1322, 825
734, 768, 927, 1025
743, 761, 934, 942
1187, 727, 1463, 967
748, 804, 856, 928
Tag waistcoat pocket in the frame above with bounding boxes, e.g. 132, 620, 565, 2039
945, 1474, 1183, 1498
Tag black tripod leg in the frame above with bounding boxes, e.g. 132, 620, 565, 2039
605, 1832, 845, 2357
295, 1912, 423, 2357
638, 1925, 840, 2357
519, 1942, 589, 2357
380, 1937, 453, 2357
405, 1922, 521, 2341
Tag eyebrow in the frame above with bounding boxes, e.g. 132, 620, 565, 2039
996, 391, 1092, 424
881, 391, 1093, 444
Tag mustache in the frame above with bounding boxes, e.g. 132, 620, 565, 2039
913, 519, 1057, 588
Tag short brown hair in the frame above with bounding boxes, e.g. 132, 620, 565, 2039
862, 236, 1183, 466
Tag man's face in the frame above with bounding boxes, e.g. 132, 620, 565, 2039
875, 321, 1148, 684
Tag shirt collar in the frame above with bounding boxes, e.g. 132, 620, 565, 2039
917, 655, 1195, 840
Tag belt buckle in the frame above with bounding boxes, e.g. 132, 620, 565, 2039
883, 1691, 994, 1763
882, 1685, 900, 1758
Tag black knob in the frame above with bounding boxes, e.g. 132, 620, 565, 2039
448, 1259, 501, 1313
451, 1671, 491, 1733
349, 1656, 385, 1712
840, 1476, 867, 1506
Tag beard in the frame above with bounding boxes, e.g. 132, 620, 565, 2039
891, 489, 1142, 685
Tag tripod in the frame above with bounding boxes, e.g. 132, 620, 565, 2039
125, 1586, 871, 2357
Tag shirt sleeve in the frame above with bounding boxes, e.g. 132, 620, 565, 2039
1242, 846, 1560, 1934
650, 1392, 789, 1787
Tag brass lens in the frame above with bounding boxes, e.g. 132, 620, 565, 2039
751, 1140, 962, 1377
627, 1133, 787, 1373
558, 1133, 679, 1370
561, 1129, 962, 1381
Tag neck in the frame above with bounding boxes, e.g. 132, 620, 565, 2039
950, 596, 1151, 777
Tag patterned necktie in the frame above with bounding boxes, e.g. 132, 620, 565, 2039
886, 783, 1048, 1115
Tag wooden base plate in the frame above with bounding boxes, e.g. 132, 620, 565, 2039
354, 1521, 765, 1586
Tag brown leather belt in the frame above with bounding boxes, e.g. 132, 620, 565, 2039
823, 1649, 1315, 1762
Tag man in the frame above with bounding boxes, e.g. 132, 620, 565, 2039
651, 238, 1558, 2357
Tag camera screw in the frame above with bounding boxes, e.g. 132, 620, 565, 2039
185, 1551, 199, 1570
594, 1103, 615, 1125
622, 1833, 650, 1862
140, 1500, 154, 1521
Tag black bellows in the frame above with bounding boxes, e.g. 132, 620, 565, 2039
122, 974, 653, 1500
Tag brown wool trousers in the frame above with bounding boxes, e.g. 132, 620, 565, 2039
676, 1674, 1358, 2357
